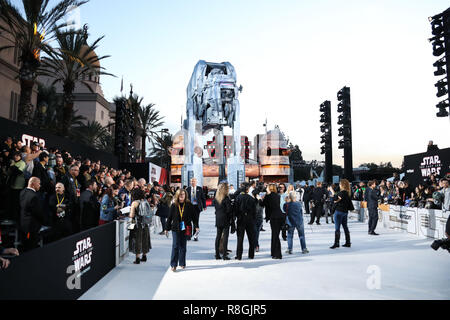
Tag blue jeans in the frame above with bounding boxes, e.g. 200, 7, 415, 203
171, 231, 187, 267
287, 221, 307, 251
334, 210, 349, 234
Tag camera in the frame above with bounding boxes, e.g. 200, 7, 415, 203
431, 238, 450, 253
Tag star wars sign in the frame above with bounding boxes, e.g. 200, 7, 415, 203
72, 237, 93, 276
21, 134, 46, 148
419, 155, 442, 177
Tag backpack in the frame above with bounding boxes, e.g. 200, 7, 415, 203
138, 200, 154, 225
432, 191, 444, 207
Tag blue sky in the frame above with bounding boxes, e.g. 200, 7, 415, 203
37, 0, 450, 166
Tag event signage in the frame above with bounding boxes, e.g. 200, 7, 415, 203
403, 148, 450, 186
21, 134, 46, 148
388, 206, 417, 235
72, 237, 94, 275
0, 223, 115, 300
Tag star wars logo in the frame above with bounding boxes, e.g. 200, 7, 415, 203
21, 134, 46, 148
72, 237, 93, 275
419, 155, 441, 177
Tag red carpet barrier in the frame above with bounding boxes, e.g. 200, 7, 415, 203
0, 222, 116, 300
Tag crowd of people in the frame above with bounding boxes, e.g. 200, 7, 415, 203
162, 174, 450, 271
0, 136, 175, 256
350, 173, 450, 210
1, 135, 449, 271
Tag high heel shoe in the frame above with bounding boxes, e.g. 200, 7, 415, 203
141, 255, 147, 262
133, 257, 141, 264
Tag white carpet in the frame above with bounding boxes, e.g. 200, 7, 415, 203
80, 206, 450, 300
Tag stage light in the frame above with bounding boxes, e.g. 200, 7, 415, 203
433, 58, 446, 76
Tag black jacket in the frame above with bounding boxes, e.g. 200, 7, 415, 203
262, 193, 285, 221
62, 173, 80, 205
32, 162, 53, 194
79, 190, 99, 229
234, 192, 257, 221
186, 186, 207, 211
311, 187, 326, 205
303, 186, 313, 201
334, 191, 353, 213
48, 192, 72, 226
214, 196, 233, 228
20, 188, 44, 234
366, 188, 379, 209
165, 202, 199, 232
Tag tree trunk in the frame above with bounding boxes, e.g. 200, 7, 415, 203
61, 81, 75, 136
141, 134, 146, 162
17, 62, 37, 125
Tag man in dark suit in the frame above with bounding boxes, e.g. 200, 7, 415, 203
186, 178, 206, 241
303, 184, 312, 216
20, 177, 44, 252
62, 164, 81, 233
367, 180, 380, 235
32, 152, 54, 225
80, 180, 99, 231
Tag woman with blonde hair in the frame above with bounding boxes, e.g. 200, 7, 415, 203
164, 189, 199, 271
330, 179, 354, 249
213, 183, 233, 260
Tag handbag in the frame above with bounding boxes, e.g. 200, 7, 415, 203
128, 218, 136, 230
185, 225, 192, 236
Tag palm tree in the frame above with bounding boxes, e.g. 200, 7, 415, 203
39, 26, 113, 136
0, 0, 88, 125
34, 83, 87, 133
150, 133, 173, 180
71, 120, 110, 150
127, 94, 164, 162
136, 104, 165, 162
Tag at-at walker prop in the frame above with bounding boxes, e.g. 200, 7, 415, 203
182, 60, 245, 188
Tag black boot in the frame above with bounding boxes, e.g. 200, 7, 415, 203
133, 257, 141, 264
343, 232, 351, 247
215, 254, 221, 260
141, 254, 147, 262
330, 231, 340, 249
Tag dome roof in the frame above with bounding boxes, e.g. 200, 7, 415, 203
79, 44, 100, 69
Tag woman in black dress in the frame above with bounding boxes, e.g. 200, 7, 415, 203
213, 183, 233, 260
129, 189, 151, 264
164, 189, 199, 272
262, 184, 286, 259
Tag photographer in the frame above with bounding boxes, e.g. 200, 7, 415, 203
49, 183, 73, 241
99, 185, 122, 225
431, 215, 450, 253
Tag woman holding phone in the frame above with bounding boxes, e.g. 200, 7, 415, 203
164, 189, 199, 271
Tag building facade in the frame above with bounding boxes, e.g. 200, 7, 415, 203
0, 18, 38, 122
